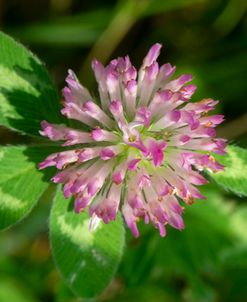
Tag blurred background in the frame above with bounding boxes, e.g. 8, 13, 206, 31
0, 0, 247, 301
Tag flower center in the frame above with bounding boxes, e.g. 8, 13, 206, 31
128, 135, 137, 142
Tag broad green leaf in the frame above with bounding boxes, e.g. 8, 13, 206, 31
50, 189, 125, 298
209, 145, 247, 196
0, 31, 63, 136
0, 146, 54, 230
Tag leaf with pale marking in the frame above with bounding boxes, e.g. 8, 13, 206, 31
50, 189, 125, 298
0, 145, 55, 230
0, 31, 63, 136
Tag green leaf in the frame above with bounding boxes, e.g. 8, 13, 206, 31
209, 145, 247, 196
50, 189, 125, 298
0, 31, 63, 136
0, 145, 54, 230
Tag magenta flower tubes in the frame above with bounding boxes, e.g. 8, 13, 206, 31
39, 43, 226, 237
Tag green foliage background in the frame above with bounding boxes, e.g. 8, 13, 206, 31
0, 0, 247, 301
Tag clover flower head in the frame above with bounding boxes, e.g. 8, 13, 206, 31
39, 43, 226, 237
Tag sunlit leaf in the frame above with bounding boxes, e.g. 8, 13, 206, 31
0, 31, 63, 136
50, 189, 125, 298
0, 145, 54, 230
